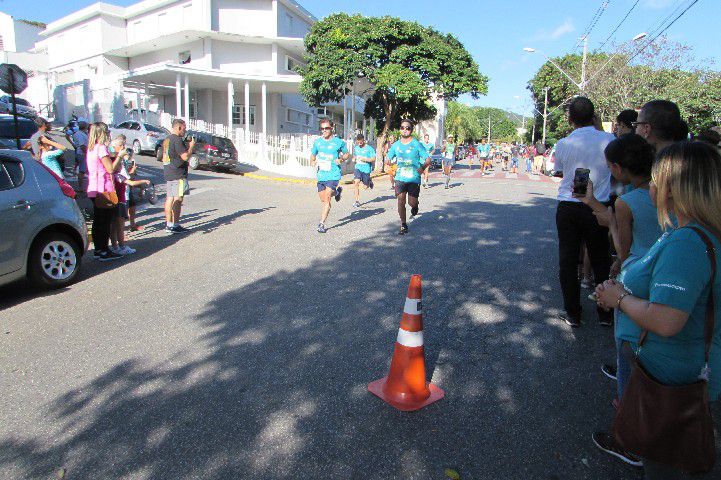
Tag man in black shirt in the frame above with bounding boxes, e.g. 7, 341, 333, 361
162, 118, 196, 233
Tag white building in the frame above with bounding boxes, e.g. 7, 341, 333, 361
0, 12, 44, 54
31, 0, 365, 140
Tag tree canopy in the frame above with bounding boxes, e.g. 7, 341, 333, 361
445, 102, 521, 143
299, 13, 488, 141
527, 37, 721, 142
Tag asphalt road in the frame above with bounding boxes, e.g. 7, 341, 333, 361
1, 157, 649, 479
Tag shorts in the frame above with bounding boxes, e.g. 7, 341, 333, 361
117, 202, 129, 220
441, 157, 454, 167
166, 178, 189, 198
353, 169, 371, 187
317, 180, 339, 192
127, 187, 136, 208
395, 181, 420, 198
511, 158, 519, 167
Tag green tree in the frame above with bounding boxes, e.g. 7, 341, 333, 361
473, 107, 519, 141
299, 13, 488, 150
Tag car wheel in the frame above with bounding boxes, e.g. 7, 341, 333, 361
27, 231, 82, 289
189, 156, 200, 170
133, 140, 141, 155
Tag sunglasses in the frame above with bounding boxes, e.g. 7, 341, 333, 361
400, 126, 412, 131
320, 127, 332, 131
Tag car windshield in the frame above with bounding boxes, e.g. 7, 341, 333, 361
144, 123, 169, 134
211, 136, 234, 149
0, 119, 38, 138
432, 148, 442, 155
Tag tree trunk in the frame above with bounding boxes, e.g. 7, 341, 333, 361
375, 94, 394, 172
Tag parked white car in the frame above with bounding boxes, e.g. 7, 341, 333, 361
109, 121, 169, 155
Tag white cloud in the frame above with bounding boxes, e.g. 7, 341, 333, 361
550, 19, 575, 39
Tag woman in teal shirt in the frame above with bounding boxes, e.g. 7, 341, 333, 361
595, 141, 721, 477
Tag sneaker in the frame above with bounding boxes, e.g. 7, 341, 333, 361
559, 313, 581, 328
592, 432, 643, 467
411, 205, 419, 217
171, 225, 190, 233
369, 179, 374, 190
109, 245, 120, 254
93, 249, 101, 258
97, 250, 122, 262
399, 224, 409, 235
423, 182, 428, 188
601, 363, 617, 380
334, 186, 343, 202
353, 201, 361, 208
165, 225, 176, 234
317, 223, 327, 233
118, 245, 136, 255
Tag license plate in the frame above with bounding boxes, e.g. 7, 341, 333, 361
221, 152, 230, 158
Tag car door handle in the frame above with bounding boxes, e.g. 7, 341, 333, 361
12, 200, 36, 209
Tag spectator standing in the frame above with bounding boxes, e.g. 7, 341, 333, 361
554, 97, 616, 328
27, 117, 65, 160
633, 100, 688, 153
71, 121, 89, 188
161, 119, 196, 234
86, 122, 122, 261
613, 109, 638, 137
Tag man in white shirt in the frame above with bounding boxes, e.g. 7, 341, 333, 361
554, 97, 615, 328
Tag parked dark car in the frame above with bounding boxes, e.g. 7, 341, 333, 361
429, 148, 444, 170
0, 96, 38, 118
0, 114, 38, 150
155, 130, 238, 171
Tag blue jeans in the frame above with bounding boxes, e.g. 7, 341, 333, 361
525, 158, 532, 172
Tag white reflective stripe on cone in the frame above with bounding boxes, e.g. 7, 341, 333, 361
396, 328, 424, 348
404, 297, 422, 315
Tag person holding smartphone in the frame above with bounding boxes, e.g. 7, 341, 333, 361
162, 119, 196, 234
554, 97, 615, 328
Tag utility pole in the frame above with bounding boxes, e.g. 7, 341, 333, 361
532, 123, 535, 143
487, 115, 491, 143
542, 87, 549, 145
580, 35, 588, 93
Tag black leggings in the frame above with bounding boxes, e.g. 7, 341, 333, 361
92, 203, 116, 252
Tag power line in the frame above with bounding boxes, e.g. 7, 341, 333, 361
573, 0, 610, 50
597, 0, 641, 50
626, 0, 699, 64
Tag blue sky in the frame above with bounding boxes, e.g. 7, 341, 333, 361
2, 0, 717, 115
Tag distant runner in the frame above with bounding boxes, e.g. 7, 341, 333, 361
352, 134, 376, 207
421, 133, 435, 188
387, 119, 430, 235
310, 119, 349, 233
441, 134, 457, 189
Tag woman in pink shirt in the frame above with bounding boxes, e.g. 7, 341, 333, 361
86, 122, 122, 261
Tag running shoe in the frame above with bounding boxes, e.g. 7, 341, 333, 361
369, 179, 374, 190
97, 250, 122, 262
601, 363, 617, 380
171, 225, 190, 233
559, 313, 581, 328
353, 201, 360, 208
334, 186, 343, 202
118, 245, 136, 255
317, 223, 327, 233
399, 224, 409, 235
591, 432, 643, 467
411, 205, 419, 217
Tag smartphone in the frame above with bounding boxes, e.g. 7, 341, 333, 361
573, 168, 591, 196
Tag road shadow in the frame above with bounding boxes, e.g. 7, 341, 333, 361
1, 197, 683, 479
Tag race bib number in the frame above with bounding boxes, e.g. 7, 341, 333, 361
400, 166, 415, 179
317, 153, 333, 171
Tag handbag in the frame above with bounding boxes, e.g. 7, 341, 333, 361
94, 172, 118, 209
612, 226, 717, 473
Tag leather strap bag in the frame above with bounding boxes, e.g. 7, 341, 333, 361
612, 226, 717, 473
94, 172, 118, 209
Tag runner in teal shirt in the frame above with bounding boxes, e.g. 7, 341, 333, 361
386, 119, 430, 235
421, 133, 434, 188
352, 134, 376, 207
310, 119, 349, 233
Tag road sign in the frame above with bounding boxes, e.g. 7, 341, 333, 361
0, 64, 28, 94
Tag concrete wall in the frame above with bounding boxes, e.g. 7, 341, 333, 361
128, 40, 204, 70
101, 15, 127, 52
45, 17, 105, 69
127, 1, 193, 44
212, 41, 273, 75
277, 3, 311, 38
13, 19, 44, 52
211, 0, 274, 37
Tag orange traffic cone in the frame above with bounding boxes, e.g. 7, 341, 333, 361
368, 274, 444, 411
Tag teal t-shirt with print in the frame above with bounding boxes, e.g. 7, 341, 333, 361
311, 136, 348, 182
387, 138, 429, 184
422, 142, 435, 155
353, 144, 376, 174
616, 224, 721, 401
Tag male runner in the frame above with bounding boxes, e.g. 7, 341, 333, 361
421, 133, 435, 188
478, 139, 489, 175
310, 119, 349, 233
387, 119, 430, 235
352, 134, 376, 207
440, 134, 457, 189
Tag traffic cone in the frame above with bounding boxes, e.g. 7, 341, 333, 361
368, 274, 444, 411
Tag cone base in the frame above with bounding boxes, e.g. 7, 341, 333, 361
367, 376, 445, 411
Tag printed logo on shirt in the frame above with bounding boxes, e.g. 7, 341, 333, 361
654, 283, 687, 292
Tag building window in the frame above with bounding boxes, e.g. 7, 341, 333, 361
233, 104, 255, 126
287, 108, 310, 127
286, 56, 303, 73
178, 51, 191, 64
0, 35, 4, 51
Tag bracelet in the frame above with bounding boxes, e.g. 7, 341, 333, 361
616, 292, 629, 308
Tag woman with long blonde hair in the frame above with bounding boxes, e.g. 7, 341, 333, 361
86, 122, 122, 261
594, 141, 721, 476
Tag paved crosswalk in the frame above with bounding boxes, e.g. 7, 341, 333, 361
428, 169, 561, 183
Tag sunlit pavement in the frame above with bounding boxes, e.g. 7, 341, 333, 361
0, 155, 647, 479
